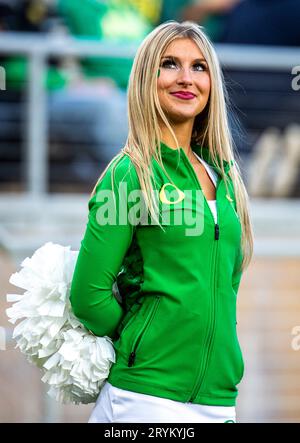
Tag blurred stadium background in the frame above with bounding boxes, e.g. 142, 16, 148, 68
0, 0, 299, 423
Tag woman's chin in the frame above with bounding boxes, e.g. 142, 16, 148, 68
167, 112, 198, 125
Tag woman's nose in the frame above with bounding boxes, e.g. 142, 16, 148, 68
176, 67, 193, 85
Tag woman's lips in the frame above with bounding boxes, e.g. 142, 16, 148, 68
170, 92, 196, 100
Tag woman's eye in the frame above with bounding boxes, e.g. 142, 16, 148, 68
161, 59, 178, 69
193, 63, 207, 71
160, 60, 207, 72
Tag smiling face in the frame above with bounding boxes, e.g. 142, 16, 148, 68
157, 38, 211, 126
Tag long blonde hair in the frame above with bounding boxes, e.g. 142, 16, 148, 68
91, 20, 254, 272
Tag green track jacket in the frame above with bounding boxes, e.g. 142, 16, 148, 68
70, 141, 244, 407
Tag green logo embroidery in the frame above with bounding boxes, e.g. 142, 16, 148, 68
224, 419, 236, 423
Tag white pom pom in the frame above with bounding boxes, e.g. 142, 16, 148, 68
6, 242, 116, 404
42, 330, 115, 404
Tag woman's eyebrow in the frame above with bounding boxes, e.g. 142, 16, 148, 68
161, 55, 207, 64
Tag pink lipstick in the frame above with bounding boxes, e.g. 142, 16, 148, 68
171, 91, 196, 100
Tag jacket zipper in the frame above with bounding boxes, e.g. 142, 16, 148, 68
128, 296, 161, 367
182, 150, 221, 402
189, 236, 219, 401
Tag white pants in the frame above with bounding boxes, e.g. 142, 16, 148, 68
88, 381, 237, 423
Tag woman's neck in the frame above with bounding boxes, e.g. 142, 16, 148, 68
160, 122, 194, 159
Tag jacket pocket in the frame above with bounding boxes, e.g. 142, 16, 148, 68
118, 306, 139, 338
113, 299, 144, 354
128, 296, 161, 367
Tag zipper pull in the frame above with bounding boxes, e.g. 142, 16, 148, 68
128, 351, 136, 367
214, 223, 220, 240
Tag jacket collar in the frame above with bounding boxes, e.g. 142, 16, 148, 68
159, 141, 233, 175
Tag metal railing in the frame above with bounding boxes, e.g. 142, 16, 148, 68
0, 32, 300, 198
